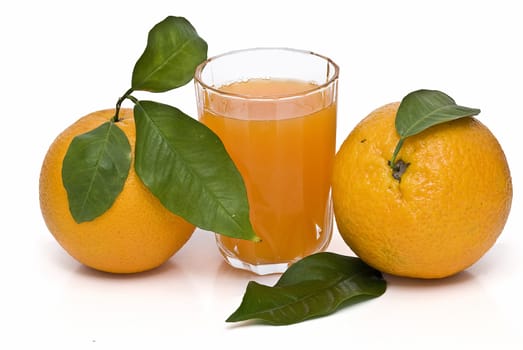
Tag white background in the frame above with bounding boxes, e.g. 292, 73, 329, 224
1, 0, 521, 348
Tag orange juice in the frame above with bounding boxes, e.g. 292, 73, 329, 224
199, 78, 336, 266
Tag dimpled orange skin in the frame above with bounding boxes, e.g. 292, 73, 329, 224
39, 109, 196, 273
332, 102, 512, 279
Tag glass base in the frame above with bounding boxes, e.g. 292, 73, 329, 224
216, 230, 332, 275
217, 195, 334, 275
221, 254, 291, 275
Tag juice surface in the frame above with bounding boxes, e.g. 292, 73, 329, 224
200, 79, 336, 265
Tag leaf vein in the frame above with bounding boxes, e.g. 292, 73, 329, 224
77, 123, 114, 216
254, 271, 378, 319
137, 37, 198, 89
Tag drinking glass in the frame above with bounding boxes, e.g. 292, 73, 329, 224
194, 48, 339, 274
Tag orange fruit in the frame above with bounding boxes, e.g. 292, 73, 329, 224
39, 109, 196, 273
332, 102, 512, 279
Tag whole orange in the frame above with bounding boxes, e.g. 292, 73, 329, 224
332, 102, 512, 278
39, 109, 196, 273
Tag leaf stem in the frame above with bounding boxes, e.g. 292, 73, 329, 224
389, 138, 405, 169
127, 95, 138, 104
112, 88, 135, 122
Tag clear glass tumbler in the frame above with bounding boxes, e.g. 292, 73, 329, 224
194, 48, 339, 274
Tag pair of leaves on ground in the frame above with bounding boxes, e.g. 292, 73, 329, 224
61, 16, 257, 241
227, 252, 387, 325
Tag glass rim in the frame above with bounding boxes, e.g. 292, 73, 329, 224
193, 47, 339, 101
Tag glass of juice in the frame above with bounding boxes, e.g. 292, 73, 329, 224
194, 48, 339, 275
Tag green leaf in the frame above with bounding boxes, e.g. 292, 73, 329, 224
389, 89, 481, 178
395, 89, 480, 138
62, 121, 131, 223
132, 16, 208, 92
226, 252, 386, 325
133, 100, 259, 242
